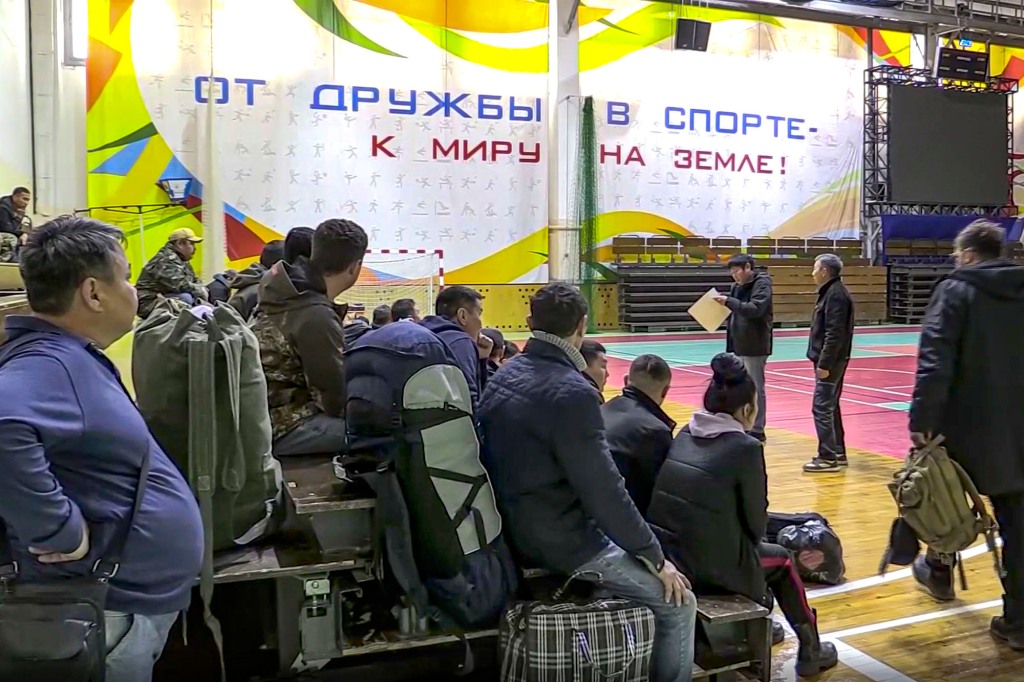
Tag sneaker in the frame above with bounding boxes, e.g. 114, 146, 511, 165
803, 457, 842, 473
912, 556, 955, 602
836, 454, 849, 467
772, 621, 785, 646
991, 617, 1024, 651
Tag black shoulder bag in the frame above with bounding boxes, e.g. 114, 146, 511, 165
0, 450, 151, 682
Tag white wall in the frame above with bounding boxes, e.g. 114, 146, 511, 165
29, 0, 87, 219
0, 0, 34, 199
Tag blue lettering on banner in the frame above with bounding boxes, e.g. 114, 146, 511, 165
656, 103, 814, 140
192, 76, 544, 122
607, 101, 631, 126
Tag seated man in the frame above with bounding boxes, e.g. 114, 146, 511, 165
391, 297, 421, 322
481, 327, 505, 378
421, 286, 492, 408
284, 226, 314, 263
135, 227, 208, 318
224, 239, 285, 320
372, 304, 392, 329
603, 354, 677, 516
253, 218, 367, 456
581, 339, 609, 403
479, 283, 695, 682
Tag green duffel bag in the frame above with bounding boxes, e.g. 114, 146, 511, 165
132, 300, 282, 553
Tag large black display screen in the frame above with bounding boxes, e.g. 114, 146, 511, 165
889, 85, 1008, 206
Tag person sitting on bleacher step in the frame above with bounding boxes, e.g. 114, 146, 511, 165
253, 218, 367, 456
646, 353, 838, 678
479, 283, 697, 682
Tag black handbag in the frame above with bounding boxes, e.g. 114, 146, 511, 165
0, 450, 151, 682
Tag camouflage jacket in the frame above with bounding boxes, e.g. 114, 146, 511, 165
252, 259, 347, 441
135, 243, 208, 318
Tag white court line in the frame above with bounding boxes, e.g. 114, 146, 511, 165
830, 639, 917, 682
807, 541, 997, 600
666, 363, 907, 411
775, 618, 917, 681
826, 599, 1002, 640
765, 368, 912, 399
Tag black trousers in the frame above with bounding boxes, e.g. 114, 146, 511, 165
926, 493, 1024, 626
811, 361, 847, 460
760, 542, 816, 629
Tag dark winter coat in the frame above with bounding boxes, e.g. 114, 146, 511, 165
910, 260, 1024, 496
602, 386, 677, 516
806, 277, 854, 372
647, 411, 769, 601
725, 271, 773, 357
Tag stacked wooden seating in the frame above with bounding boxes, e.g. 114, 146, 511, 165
618, 263, 733, 332
888, 265, 952, 323
768, 262, 887, 326
611, 236, 864, 263
694, 595, 772, 682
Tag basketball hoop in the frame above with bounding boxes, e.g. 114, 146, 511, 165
156, 178, 193, 205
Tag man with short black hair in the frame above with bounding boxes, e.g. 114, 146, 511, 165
372, 304, 392, 329
421, 285, 491, 408
581, 339, 609, 402
221, 239, 285, 320
604, 354, 676, 516
909, 221, 1024, 644
284, 226, 314, 264
804, 253, 854, 473
0, 216, 202, 681
481, 328, 505, 378
134, 227, 209, 318
715, 254, 773, 442
254, 218, 367, 455
391, 297, 420, 322
480, 283, 696, 682
0, 186, 31, 261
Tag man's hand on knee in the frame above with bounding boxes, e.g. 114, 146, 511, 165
657, 560, 691, 607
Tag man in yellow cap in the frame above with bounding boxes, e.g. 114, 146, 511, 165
135, 227, 208, 318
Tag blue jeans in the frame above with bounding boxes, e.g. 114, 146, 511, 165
575, 544, 697, 682
273, 413, 348, 456
105, 611, 177, 682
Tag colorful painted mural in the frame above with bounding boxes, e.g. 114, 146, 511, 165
87, 0, 920, 283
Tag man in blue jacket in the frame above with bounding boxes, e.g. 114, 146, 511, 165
421, 285, 492, 408
0, 216, 203, 681
479, 283, 696, 682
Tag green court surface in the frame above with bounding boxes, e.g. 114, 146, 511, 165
602, 331, 921, 367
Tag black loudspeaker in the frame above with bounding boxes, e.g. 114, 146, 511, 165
674, 18, 711, 52
934, 46, 989, 81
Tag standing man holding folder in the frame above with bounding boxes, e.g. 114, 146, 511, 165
714, 254, 773, 443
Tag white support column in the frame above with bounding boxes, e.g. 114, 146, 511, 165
547, 0, 581, 282
29, 0, 87, 218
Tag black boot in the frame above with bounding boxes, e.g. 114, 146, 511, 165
795, 616, 839, 678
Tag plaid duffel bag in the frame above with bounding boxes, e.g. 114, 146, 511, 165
498, 598, 656, 681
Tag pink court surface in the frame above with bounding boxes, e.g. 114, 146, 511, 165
598, 325, 921, 459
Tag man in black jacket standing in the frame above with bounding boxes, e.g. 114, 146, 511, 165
480, 284, 695, 682
803, 254, 854, 473
603, 354, 677, 516
909, 221, 1024, 648
716, 254, 773, 442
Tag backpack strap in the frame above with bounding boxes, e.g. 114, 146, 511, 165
426, 467, 490, 550
187, 317, 226, 682
944, 451, 1004, 582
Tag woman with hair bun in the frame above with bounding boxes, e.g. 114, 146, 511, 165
646, 353, 838, 677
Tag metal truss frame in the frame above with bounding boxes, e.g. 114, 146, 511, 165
861, 66, 1017, 252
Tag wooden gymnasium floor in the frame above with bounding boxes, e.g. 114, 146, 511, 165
599, 325, 1013, 682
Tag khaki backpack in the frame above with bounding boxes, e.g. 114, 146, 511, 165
885, 436, 1001, 586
